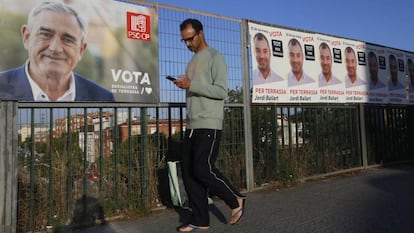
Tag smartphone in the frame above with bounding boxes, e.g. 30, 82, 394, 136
166, 75, 176, 81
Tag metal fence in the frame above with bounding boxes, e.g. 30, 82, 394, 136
12, 102, 246, 232
1, 1, 414, 232
365, 104, 413, 164
251, 104, 362, 186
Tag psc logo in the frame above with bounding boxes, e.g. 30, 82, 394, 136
127, 12, 151, 41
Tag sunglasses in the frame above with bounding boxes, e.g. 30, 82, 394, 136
181, 33, 199, 43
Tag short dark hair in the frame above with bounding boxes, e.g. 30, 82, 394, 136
389, 54, 396, 63
288, 38, 302, 54
319, 42, 330, 51
288, 38, 301, 48
253, 32, 267, 42
180, 18, 203, 33
253, 32, 269, 48
344, 46, 355, 56
368, 51, 376, 59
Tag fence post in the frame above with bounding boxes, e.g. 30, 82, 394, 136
359, 104, 368, 168
240, 20, 255, 191
0, 101, 18, 233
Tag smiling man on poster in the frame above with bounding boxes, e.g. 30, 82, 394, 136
318, 42, 341, 87
367, 51, 386, 90
344, 46, 366, 88
0, 1, 115, 102
287, 38, 314, 87
408, 58, 414, 92
387, 54, 405, 91
252, 32, 283, 85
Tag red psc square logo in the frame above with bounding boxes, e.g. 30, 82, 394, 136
126, 12, 151, 41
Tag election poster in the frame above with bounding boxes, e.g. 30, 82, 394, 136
249, 22, 288, 103
315, 34, 346, 103
248, 20, 414, 105
249, 22, 319, 103
0, 0, 159, 103
341, 39, 369, 103
249, 21, 373, 104
386, 49, 407, 104
406, 53, 414, 105
365, 44, 388, 104
283, 28, 319, 103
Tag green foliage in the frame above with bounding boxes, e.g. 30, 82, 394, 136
227, 87, 244, 103
251, 105, 364, 188
73, 51, 99, 84
0, 11, 27, 70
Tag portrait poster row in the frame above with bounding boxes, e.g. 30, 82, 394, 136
249, 21, 414, 105
0, 0, 159, 103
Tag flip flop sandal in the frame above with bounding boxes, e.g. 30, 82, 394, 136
177, 224, 209, 232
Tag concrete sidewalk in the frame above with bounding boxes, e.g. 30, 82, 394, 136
72, 163, 414, 233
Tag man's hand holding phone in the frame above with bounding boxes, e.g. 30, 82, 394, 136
166, 75, 177, 81
167, 75, 191, 89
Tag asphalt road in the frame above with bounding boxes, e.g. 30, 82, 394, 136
71, 163, 414, 233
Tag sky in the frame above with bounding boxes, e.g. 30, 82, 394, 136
145, 0, 414, 52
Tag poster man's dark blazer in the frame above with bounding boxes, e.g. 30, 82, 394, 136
0, 65, 115, 102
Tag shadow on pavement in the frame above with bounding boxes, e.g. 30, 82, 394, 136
366, 164, 414, 232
